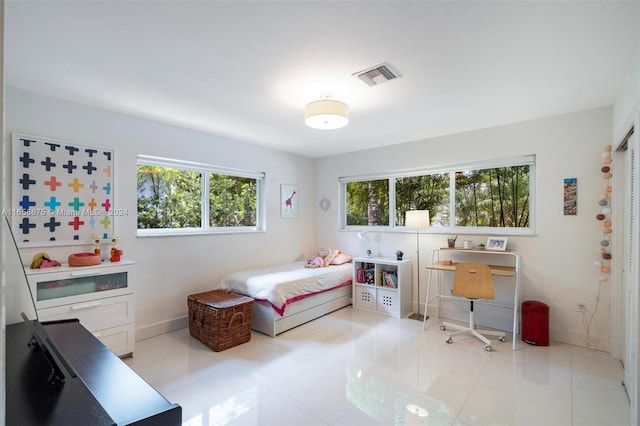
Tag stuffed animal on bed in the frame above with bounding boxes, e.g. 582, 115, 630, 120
305, 248, 341, 268
306, 256, 325, 268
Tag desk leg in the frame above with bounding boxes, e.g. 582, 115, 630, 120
512, 307, 517, 350
422, 268, 432, 329
512, 273, 520, 351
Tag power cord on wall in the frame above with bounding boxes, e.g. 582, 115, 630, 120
580, 281, 602, 350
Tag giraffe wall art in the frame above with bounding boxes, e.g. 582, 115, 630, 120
280, 184, 300, 218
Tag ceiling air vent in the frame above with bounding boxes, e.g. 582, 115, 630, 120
353, 62, 402, 87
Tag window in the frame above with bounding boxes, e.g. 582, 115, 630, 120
455, 165, 530, 228
208, 173, 257, 227
346, 179, 389, 226
341, 155, 535, 234
395, 173, 450, 227
137, 156, 265, 235
137, 165, 202, 229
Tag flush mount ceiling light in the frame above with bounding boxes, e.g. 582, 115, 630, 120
304, 96, 349, 130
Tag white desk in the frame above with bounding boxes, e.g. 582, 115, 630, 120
422, 247, 521, 350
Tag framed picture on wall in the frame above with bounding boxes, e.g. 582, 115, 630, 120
563, 177, 577, 215
486, 237, 508, 251
281, 184, 299, 218
12, 133, 115, 247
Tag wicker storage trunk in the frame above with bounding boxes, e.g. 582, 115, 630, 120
188, 290, 253, 352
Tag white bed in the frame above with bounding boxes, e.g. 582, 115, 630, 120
215, 261, 353, 337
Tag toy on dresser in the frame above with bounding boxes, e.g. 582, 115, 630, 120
29, 252, 61, 269
109, 235, 122, 262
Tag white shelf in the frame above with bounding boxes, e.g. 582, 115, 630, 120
352, 257, 412, 318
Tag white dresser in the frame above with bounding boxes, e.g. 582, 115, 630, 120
25, 259, 135, 357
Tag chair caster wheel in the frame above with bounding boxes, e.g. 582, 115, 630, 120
446, 337, 453, 344
440, 325, 446, 331
499, 336, 507, 342
484, 345, 493, 352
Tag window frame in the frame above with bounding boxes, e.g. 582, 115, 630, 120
340, 155, 536, 235
137, 155, 266, 237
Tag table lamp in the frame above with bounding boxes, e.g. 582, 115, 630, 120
357, 231, 372, 257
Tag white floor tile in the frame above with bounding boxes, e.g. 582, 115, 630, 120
571, 345, 625, 389
478, 357, 572, 410
225, 391, 326, 426
457, 384, 573, 425
572, 377, 630, 425
126, 308, 631, 426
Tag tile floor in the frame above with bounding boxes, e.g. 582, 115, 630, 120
125, 307, 630, 425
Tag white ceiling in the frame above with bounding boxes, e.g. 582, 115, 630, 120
5, 1, 639, 158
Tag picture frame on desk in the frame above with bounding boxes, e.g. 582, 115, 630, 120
487, 237, 508, 251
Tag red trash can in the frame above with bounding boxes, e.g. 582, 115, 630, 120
521, 300, 549, 346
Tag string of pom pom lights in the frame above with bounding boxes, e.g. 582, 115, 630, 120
579, 144, 612, 350
594, 144, 613, 283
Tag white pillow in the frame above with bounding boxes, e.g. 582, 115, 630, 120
331, 253, 352, 265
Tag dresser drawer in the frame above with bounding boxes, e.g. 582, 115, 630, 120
39, 294, 135, 332
26, 261, 134, 309
93, 323, 135, 357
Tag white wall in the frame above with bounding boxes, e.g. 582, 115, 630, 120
613, 45, 640, 142
315, 107, 613, 349
5, 87, 317, 338
4, 87, 617, 349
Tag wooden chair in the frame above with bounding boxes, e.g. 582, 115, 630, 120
440, 262, 506, 351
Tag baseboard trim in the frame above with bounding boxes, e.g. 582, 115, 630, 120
135, 315, 188, 341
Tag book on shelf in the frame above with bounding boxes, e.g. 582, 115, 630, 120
381, 270, 398, 288
365, 269, 375, 284
356, 268, 375, 284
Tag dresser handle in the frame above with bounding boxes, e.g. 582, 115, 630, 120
71, 301, 102, 310
70, 269, 102, 277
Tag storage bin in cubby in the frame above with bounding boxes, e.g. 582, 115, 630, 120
356, 286, 377, 310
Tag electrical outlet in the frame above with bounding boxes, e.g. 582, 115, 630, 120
577, 301, 586, 312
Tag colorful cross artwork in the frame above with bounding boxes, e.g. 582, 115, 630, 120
11, 134, 115, 246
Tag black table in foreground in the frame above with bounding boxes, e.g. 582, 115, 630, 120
7, 320, 181, 425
